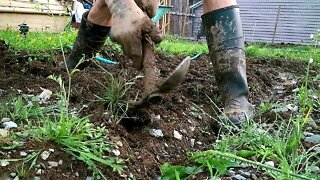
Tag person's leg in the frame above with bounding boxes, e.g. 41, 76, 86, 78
202, 0, 253, 126
66, 0, 111, 69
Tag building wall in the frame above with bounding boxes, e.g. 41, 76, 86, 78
172, 0, 320, 44
0, 0, 68, 33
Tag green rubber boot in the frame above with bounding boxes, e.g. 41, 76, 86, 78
202, 5, 254, 127
66, 12, 110, 70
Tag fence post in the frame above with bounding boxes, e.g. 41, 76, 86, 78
272, 5, 281, 43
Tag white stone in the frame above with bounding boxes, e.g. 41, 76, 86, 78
1, 160, 9, 167
149, 129, 164, 138
48, 161, 58, 168
36, 169, 44, 175
112, 149, 121, 156
265, 161, 275, 167
20, 151, 28, 157
190, 139, 195, 147
173, 130, 182, 140
313, 147, 320, 152
304, 135, 320, 144
10, 172, 17, 177
233, 174, 246, 180
152, 115, 161, 122
13, 176, 19, 180
1, 118, 11, 123
37, 88, 52, 103
58, 160, 63, 165
308, 165, 320, 173
41, 151, 50, 160
2, 121, 18, 129
0, 129, 9, 138
48, 149, 55, 153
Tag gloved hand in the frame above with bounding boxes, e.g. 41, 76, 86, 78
134, 0, 159, 18
106, 0, 162, 70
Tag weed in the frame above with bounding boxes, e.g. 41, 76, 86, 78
93, 64, 143, 123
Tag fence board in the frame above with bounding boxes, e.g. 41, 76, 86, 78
170, 0, 320, 44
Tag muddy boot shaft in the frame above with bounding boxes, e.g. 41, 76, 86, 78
202, 5, 254, 126
66, 12, 110, 70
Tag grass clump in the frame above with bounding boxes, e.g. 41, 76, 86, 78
0, 75, 125, 179
246, 43, 320, 63
157, 36, 208, 56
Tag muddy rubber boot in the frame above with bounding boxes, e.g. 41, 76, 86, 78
65, 12, 110, 70
202, 5, 254, 127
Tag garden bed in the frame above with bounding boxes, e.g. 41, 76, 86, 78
0, 38, 319, 179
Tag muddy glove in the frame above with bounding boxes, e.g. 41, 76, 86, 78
107, 0, 162, 70
134, 0, 159, 18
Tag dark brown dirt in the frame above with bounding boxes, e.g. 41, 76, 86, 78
0, 39, 319, 179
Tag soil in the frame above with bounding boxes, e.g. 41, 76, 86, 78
0, 39, 319, 180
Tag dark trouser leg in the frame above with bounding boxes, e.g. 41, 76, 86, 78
66, 12, 110, 70
202, 5, 254, 126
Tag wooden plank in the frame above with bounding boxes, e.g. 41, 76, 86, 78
0, 12, 69, 33
0, 1, 65, 11
0, 6, 68, 15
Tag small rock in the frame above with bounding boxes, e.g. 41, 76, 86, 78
304, 132, 314, 136
308, 165, 320, 173
47, 161, 58, 168
265, 161, 275, 167
75, 172, 79, 177
286, 104, 298, 112
190, 139, 195, 147
251, 173, 258, 180
149, 129, 163, 138
37, 88, 52, 103
39, 163, 46, 169
112, 149, 120, 156
36, 169, 44, 175
58, 160, 63, 165
86, 176, 93, 180
115, 141, 123, 147
151, 114, 161, 122
33, 177, 40, 180
1, 118, 11, 123
306, 118, 318, 128
164, 143, 169, 148
271, 107, 288, 113
2, 121, 18, 129
48, 149, 55, 153
41, 151, 50, 160
10, 172, 17, 177
0, 129, 9, 138
20, 151, 28, 157
233, 174, 247, 180
228, 170, 236, 176
1, 160, 10, 167
196, 141, 203, 145
173, 130, 182, 140
313, 147, 320, 152
13, 176, 20, 180
304, 135, 320, 144
239, 170, 251, 177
